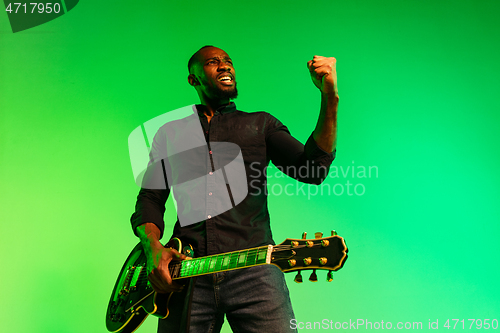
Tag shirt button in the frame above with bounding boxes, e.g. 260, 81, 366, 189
207, 215, 212, 219
209, 172, 213, 175
209, 192, 212, 196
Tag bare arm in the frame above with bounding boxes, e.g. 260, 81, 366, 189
136, 223, 187, 293
308, 56, 339, 152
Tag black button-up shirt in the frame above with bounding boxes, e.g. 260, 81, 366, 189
131, 103, 335, 257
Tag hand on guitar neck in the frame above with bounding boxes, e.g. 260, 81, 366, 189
136, 223, 189, 293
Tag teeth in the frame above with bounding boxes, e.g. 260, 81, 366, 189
219, 76, 232, 81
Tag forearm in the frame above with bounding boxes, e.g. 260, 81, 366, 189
136, 223, 164, 255
136, 223, 185, 293
313, 92, 338, 153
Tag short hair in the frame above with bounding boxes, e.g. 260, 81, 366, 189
188, 45, 216, 73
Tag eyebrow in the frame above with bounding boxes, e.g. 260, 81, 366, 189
205, 56, 232, 62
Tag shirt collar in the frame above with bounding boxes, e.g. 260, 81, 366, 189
196, 102, 236, 116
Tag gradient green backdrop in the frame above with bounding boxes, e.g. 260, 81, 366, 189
1, 0, 499, 332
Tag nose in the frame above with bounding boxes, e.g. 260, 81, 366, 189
218, 61, 231, 72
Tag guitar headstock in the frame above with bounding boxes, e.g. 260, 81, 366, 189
270, 231, 348, 283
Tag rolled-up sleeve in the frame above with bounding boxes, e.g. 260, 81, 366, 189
130, 188, 169, 238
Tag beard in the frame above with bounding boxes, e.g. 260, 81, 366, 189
209, 82, 238, 100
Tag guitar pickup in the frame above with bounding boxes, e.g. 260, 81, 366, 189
129, 265, 145, 290
119, 265, 144, 295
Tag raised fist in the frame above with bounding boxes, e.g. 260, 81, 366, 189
307, 56, 338, 97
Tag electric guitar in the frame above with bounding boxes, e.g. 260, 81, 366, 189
106, 231, 348, 333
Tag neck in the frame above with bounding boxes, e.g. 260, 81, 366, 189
199, 96, 230, 121
169, 245, 272, 279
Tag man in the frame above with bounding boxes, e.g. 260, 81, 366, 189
131, 45, 338, 332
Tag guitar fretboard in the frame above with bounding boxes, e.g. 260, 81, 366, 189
169, 245, 271, 279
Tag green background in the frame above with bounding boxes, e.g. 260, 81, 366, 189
1, 0, 499, 332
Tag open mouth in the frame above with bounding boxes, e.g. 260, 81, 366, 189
217, 74, 234, 85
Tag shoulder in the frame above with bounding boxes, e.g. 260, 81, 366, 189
233, 110, 288, 139
233, 110, 283, 125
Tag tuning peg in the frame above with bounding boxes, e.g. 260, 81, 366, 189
331, 230, 337, 236
315, 232, 323, 239
327, 271, 333, 282
309, 269, 318, 282
294, 271, 303, 283
302, 232, 307, 239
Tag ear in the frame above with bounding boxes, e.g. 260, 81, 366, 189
188, 74, 199, 86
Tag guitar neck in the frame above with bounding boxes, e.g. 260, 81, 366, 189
169, 245, 273, 279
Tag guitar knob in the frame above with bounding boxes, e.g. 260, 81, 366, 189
302, 232, 307, 239
309, 269, 318, 282
331, 230, 337, 236
315, 232, 323, 239
327, 271, 333, 282
184, 247, 194, 257
294, 271, 303, 283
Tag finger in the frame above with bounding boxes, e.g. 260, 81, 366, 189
150, 269, 183, 293
313, 66, 331, 77
170, 281, 184, 292
148, 271, 166, 292
312, 56, 331, 67
149, 268, 166, 285
175, 253, 188, 260
170, 248, 187, 260
150, 280, 166, 293
307, 60, 313, 71
310, 62, 329, 72
312, 55, 324, 64
152, 282, 182, 294
157, 265, 173, 285
170, 248, 181, 256
153, 272, 183, 293
312, 58, 336, 70
312, 59, 333, 70
314, 55, 336, 63
175, 256, 192, 262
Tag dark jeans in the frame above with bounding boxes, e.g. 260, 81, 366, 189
158, 265, 297, 333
